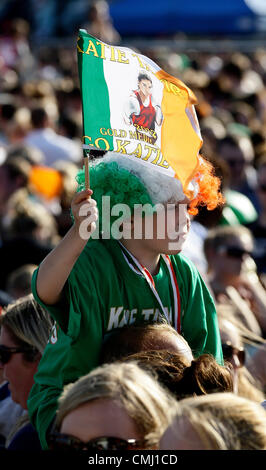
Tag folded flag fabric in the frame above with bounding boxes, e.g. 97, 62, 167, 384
77, 29, 202, 191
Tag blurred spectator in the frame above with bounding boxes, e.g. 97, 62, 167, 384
6, 264, 37, 300
216, 301, 265, 358
185, 155, 257, 277
6, 143, 45, 166
0, 366, 25, 448
246, 156, 266, 277
29, 0, 58, 41
204, 225, 266, 337
4, 109, 31, 145
2, 189, 59, 245
210, 154, 257, 226
181, 219, 209, 277
53, 160, 79, 237
0, 157, 31, 218
0, 17, 33, 74
0, 190, 55, 291
217, 134, 260, 212
160, 393, 266, 450
0, 95, 17, 145
24, 107, 82, 166
246, 342, 266, 396
82, 0, 121, 45
218, 313, 265, 402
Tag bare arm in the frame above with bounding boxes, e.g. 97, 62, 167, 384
36, 189, 98, 305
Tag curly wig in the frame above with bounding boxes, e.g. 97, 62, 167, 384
75, 152, 224, 229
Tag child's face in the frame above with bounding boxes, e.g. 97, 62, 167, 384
130, 197, 191, 255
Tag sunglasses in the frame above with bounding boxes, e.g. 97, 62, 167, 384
222, 342, 245, 366
48, 432, 146, 451
218, 246, 251, 259
0, 344, 34, 365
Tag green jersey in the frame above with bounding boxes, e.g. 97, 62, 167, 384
28, 238, 223, 449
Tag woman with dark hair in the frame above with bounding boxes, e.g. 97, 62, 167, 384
123, 350, 233, 399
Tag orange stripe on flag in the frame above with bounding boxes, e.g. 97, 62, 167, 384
155, 69, 202, 191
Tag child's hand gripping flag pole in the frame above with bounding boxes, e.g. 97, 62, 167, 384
77, 29, 203, 194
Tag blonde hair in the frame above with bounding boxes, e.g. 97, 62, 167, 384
1, 295, 53, 448
0, 294, 53, 355
165, 393, 266, 450
56, 361, 175, 448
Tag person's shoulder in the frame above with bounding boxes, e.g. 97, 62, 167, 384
0, 382, 10, 401
7, 422, 42, 451
24, 129, 43, 141
49, 131, 80, 155
167, 253, 202, 292
170, 252, 199, 275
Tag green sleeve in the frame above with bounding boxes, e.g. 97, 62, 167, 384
31, 267, 82, 340
29, 260, 104, 450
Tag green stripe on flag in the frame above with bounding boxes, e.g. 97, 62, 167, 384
77, 31, 113, 151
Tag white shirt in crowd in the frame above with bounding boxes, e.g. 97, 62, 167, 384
24, 128, 82, 166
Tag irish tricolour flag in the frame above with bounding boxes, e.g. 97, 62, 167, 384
77, 29, 202, 191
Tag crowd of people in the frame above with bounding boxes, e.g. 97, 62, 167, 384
0, 0, 266, 454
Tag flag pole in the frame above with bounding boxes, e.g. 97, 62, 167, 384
84, 150, 90, 190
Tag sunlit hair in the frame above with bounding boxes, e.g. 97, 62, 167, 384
55, 361, 175, 448
0, 294, 53, 357
164, 393, 266, 450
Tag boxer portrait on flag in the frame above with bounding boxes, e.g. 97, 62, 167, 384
123, 72, 163, 135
